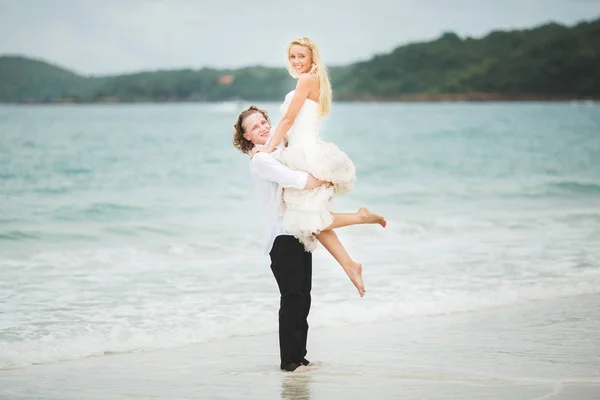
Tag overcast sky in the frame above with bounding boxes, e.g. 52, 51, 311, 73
1, 0, 599, 76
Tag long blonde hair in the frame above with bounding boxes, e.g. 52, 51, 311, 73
286, 37, 332, 117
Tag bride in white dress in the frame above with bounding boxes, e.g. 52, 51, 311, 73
252, 37, 386, 297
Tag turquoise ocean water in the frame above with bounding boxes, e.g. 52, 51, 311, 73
1, 101, 599, 369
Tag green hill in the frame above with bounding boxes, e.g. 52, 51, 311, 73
0, 17, 599, 103
0, 56, 97, 102
333, 18, 600, 99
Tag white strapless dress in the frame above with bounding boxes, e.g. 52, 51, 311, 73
277, 90, 356, 251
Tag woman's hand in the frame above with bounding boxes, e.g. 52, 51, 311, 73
251, 145, 275, 158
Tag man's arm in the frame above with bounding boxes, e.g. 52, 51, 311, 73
250, 153, 327, 190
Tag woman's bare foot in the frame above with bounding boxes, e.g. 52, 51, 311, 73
343, 261, 365, 297
358, 207, 386, 228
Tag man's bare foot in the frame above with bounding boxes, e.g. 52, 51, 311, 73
344, 261, 365, 297
282, 362, 313, 372
358, 207, 387, 228
293, 365, 311, 372
302, 358, 322, 367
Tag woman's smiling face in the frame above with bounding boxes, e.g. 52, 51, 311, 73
288, 44, 312, 75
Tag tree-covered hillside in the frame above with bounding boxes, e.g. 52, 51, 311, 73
0, 17, 598, 103
334, 18, 600, 99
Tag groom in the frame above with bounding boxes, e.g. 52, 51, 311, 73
232, 105, 328, 372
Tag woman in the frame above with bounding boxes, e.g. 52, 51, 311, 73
251, 37, 386, 297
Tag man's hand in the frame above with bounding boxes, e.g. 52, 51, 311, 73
304, 174, 332, 190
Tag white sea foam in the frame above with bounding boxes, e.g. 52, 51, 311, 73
1, 240, 598, 369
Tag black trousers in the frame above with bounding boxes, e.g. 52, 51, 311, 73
269, 235, 312, 370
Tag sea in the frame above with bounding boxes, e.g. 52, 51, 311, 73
1, 100, 599, 370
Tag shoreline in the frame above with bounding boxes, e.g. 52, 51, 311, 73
1, 294, 598, 399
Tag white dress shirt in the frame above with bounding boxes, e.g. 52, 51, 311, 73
249, 148, 308, 254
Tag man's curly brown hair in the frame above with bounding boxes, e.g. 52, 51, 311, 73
232, 106, 271, 155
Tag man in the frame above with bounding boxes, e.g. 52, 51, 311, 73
232, 105, 326, 372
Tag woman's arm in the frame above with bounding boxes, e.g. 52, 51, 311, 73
255, 74, 316, 154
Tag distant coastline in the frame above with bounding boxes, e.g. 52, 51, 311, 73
1, 17, 599, 104
9, 93, 600, 105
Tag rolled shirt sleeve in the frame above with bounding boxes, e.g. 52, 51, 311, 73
250, 153, 308, 189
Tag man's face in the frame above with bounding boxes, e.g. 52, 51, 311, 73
242, 112, 271, 146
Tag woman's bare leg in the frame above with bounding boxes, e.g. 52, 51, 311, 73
324, 207, 386, 231
312, 207, 385, 297
316, 230, 365, 297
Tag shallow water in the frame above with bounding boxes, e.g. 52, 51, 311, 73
1, 101, 599, 369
